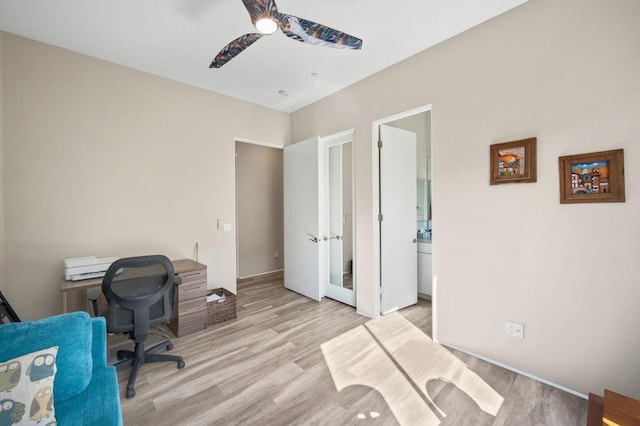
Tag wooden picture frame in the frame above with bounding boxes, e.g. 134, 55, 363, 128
490, 137, 537, 185
559, 149, 625, 204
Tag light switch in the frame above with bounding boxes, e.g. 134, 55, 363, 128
223, 223, 232, 232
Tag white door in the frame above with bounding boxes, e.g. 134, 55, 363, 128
380, 125, 418, 313
284, 138, 323, 301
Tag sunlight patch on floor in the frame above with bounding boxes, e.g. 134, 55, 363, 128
321, 312, 504, 425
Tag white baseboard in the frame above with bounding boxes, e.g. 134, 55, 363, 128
442, 343, 588, 400
238, 269, 284, 280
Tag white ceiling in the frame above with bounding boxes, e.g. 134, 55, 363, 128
0, 0, 528, 113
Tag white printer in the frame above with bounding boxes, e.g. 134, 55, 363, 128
64, 256, 119, 281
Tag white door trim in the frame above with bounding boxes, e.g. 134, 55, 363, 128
235, 136, 285, 149
371, 105, 432, 317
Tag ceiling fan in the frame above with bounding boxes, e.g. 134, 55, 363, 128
210, 0, 363, 68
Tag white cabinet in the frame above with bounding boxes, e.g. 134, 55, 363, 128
417, 242, 432, 296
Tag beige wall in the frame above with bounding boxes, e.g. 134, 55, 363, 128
1, 33, 290, 320
236, 142, 284, 277
0, 35, 4, 293
291, 0, 640, 399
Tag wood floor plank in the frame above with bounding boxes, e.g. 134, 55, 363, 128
118, 272, 587, 425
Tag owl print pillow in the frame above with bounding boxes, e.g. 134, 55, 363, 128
0, 346, 58, 426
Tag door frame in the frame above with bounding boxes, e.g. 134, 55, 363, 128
234, 137, 284, 280
371, 105, 432, 316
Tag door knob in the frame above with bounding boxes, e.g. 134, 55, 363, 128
412, 238, 417, 243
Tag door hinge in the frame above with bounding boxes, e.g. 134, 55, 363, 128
378, 139, 383, 149
379, 286, 383, 294
378, 213, 383, 222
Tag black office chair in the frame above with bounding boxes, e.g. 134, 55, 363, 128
98, 255, 185, 398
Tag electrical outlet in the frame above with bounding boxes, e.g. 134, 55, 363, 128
506, 321, 524, 339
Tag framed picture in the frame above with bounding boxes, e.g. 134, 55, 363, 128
558, 149, 625, 204
490, 137, 537, 185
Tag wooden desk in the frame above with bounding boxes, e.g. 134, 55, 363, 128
61, 259, 207, 337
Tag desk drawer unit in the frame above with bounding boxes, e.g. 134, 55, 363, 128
168, 262, 208, 337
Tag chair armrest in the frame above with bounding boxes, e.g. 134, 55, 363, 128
87, 287, 101, 317
90, 316, 108, 370
87, 287, 101, 301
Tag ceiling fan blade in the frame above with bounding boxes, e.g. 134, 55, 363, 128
279, 15, 363, 50
210, 33, 264, 68
241, 0, 279, 24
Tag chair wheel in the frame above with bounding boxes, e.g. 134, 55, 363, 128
166, 342, 174, 351
127, 388, 136, 398
177, 360, 185, 369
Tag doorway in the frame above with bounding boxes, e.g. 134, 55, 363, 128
372, 106, 432, 316
235, 140, 284, 279
386, 111, 433, 300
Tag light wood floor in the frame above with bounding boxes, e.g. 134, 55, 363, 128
118, 272, 587, 425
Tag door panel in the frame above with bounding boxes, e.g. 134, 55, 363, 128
324, 140, 355, 306
380, 125, 418, 313
284, 138, 322, 301
328, 144, 343, 286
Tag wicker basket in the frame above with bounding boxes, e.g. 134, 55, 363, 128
206, 288, 236, 326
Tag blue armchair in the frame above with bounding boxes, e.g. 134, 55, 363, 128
0, 311, 123, 425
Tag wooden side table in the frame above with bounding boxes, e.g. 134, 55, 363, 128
588, 390, 640, 426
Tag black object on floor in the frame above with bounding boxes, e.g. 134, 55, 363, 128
0, 291, 21, 324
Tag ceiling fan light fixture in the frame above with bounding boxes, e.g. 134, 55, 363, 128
210, 0, 363, 69
255, 17, 278, 35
